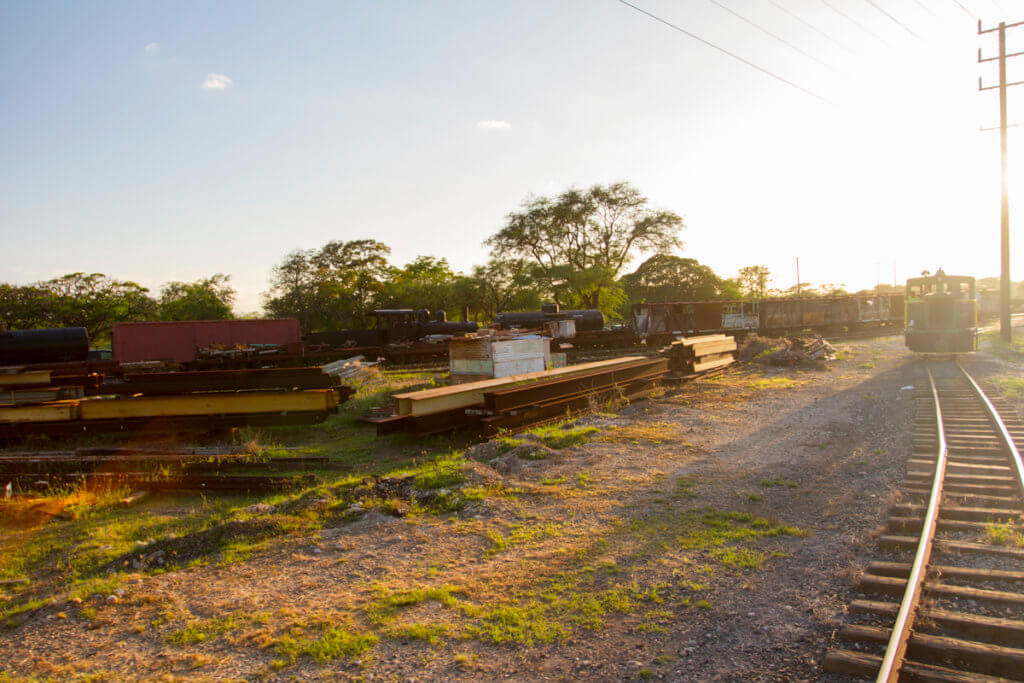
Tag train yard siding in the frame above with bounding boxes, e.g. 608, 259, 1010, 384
0, 335, 1018, 680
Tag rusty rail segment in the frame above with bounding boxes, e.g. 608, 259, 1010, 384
825, 361, 1024, 680
876, 361, 947, 682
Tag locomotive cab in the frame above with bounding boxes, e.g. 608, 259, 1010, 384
905, 271, 977, 353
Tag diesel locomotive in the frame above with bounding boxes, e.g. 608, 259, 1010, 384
904, 270, 978, 353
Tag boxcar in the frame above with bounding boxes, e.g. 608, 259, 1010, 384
112, 319, 302, 363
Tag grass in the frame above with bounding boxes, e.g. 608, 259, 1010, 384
746, 376, 800, 390
985, 523, 1024, 547
991, 374, 1024, 400
980, 329, 1024, 359
276, 623, 378, 663
165, 613, 250, 645
600, 421, 685, 445
760, 477, 798, 489
497, 422, 600, 454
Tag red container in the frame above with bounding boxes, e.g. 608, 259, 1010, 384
112, 319, 302, 363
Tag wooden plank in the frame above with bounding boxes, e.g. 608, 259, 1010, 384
0, 386, 83, 406
688, 339, 738, 356
79, 390, 336, 420
880, 534, 1024, 558
689, 356, 735, 373
393, 356, 649, 416
0, 371, 52, 387
675, 334, 729, 346
860, 573, 1024, 606
0, 402, 78, 423
867, 561, 1024, 582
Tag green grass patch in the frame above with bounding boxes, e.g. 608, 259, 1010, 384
746, 376, 799, 390
385, 622, 450, 644
991, 374, 1024, 400
980, 330, 1024, 359
165, 613, 249, 645
276, 624, 378, 663
985, 523, 1024, 547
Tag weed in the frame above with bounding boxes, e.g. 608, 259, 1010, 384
468, 603, 568, 646
675, 476, 697, 499
386, 622, 450, 644
985, 523, 1024, 547
696, 600, 712, 609
858, 361, 875, 369
747, 493, 762, 502
746, 377, 799, 390
639, 668, 655, 679
577, 472, 593, 488
165, 613, 248, 645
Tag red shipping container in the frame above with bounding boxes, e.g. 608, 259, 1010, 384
112, 319, 302, 363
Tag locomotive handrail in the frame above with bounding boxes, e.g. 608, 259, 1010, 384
876, 360, 947, 682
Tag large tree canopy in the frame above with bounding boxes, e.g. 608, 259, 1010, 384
485, 182, 683, 311
0, 273, 156, 340
622, 255, 740, 306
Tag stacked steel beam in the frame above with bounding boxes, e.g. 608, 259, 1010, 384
367, 356, 667, 437
0, 366, 352, 440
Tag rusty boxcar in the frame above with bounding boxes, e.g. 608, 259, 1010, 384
112, 319, 302, 364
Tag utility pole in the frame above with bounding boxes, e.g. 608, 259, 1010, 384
796, 257, 801, 297
979, 19, 1024, 342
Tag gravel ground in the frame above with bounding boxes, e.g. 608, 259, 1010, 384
3, 333, 1019, 682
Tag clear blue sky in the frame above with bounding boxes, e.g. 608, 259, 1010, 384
1, 0, 1020, 312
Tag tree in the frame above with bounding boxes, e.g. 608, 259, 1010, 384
622, 255, 740, 306
737, 266, 771, 300
485, 182, 683, 310
263, 239, 392, 331
382, 256, 457, 314
159, 274, 236, 321
0, 273, 157, 340
466, 258, 544, 322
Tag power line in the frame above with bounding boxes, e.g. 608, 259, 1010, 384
862, 0, 921, 39
818, 0, 892, 46
767, 0, 854, 53
615, 0, 831, 104
705, 0, 835, 70
950, 0, 975, 18
909, 0, 938, 20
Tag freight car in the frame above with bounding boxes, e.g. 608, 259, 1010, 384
905, 271, 977, 353
304, 309, 477, 349
631, 293, 904, 345
112, 319, 302, 364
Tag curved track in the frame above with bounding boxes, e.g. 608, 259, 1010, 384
824, 360, 1024, 681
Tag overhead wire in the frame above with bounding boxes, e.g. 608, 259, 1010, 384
949, 0, 975, 18
705, 0, 836, 70
615, 0, 831, 104
766, 0, 854, 53
818, 0, 892, 46
862, 0, 921, 39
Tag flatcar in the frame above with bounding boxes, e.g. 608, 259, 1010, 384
904, 271, 977, 353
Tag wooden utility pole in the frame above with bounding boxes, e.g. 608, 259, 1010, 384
796, 257, 801, 297
980, 19, 1024, 342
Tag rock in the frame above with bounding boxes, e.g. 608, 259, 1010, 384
105, 595, 118, 603
245, 502, 277, 515
69, 597, 82, 605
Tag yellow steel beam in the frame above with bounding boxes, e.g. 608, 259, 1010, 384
0, 371, 52, 387
79, 390, 336, 420
0, 402, 78, 423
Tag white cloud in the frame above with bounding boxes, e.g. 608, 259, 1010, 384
200, 73, 233, 90
477, 120, 511, 130
144, 42, 160, 54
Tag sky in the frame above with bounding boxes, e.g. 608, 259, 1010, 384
1, 0, 1022, 313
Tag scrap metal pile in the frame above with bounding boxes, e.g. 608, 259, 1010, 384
660, 334, 737, 376
763, 335, 837, 365
365, 356, 668, 437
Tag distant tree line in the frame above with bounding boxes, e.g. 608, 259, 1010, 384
3, 181, 950, 339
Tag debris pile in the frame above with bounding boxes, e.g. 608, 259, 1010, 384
322, 356, 381, 386
660, 334, 737, 376
763, 336, 837, 365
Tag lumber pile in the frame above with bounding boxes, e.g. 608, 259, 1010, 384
363, 356, 667, 437
661, 334, 737, 375
0, 366, 352, 440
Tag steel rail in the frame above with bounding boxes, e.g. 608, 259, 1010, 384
876, 360, 948, 682
958, 362, 1024, 498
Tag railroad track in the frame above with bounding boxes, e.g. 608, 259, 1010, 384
824, 360, 1024, 681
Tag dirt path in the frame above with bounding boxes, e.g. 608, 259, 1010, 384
5, 335, 1010, 681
